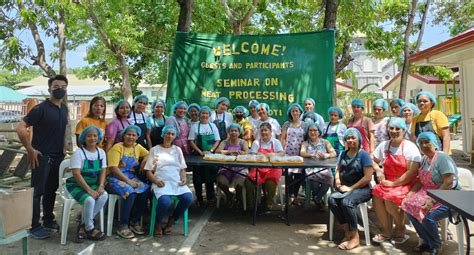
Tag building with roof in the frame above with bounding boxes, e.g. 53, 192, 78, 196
409, 28, 474, 159
0, 86, 27, 102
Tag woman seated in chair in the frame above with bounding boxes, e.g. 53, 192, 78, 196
66, 126, 108, 241
215, 123, 249, 207
401, 132, 461, 254
246, 122, 285, 210
144, 125, 192, 237
106, 125, 150, 239
300, 123, 336, 211
371, 117, 421, 244
329, 128, 373, 250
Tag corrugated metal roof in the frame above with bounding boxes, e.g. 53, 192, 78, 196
0, 86, 27, 102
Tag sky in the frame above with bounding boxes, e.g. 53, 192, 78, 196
17, 15, 453, 70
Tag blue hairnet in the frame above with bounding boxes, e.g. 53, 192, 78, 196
215, 97, 230, 109
199, 106, 212, 116
78, 126, 103, 145
305, 122, 322, 137
172, 101, 189, 114
257, 103, 270, 112
120, 125, 142, 141
188, 103, 201, 112
228, 123, 242, 134
133, 95, 149, 105
372, 99, 388, 111
416, 131, 440, 150
114, 100, 131, 114
304, 98, 315, 106
303, 111, 317, 122
287, 103, 304, 120
151, 99, 165, 113
328, 106, 344, 119
248, 100, 259, 108
415, 91, 437, 108
390, 98, 405, 107
387, 117, 408, 132
161, 125, 179, 140
233, 105, 248, 117
343, 128, 362, 148
400, 103, 419, 116
351, 99, 365, 109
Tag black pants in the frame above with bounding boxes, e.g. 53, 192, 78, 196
31, 154, 64, 229
192, 166, 217, 201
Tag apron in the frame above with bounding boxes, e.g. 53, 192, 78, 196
66, 148, 102, 205
305, 139, 333, 185
372, 142, 414, 206
151, 146, 191, 199
173, 117, 191, 155
373, 118, 389, 148
414, 112, 443, 150
150, 116, 166, 146
285, 123, 305, 174
106, 145, 149, 199
401, 152, 442, 222
213, 111, 227, 141
248, 141, 282, 185
196, 123, 215, 152
348, 117, 371, 153
217, 142, 247, 182
133, 111, 148, 148
323, 122, 344, 156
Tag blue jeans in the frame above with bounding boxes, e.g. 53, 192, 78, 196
155, 193, 193, 224
119, 192, 149, 227
406, 205, 449, 250
328, 187, 372, 231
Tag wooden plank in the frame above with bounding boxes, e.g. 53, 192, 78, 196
13, 154, 29, 178
0, 146, 27, 154
0, 151, 17, 177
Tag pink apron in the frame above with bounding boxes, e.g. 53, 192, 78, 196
173, 118, 191, 155
348, 117, 370, 153
401, 152, 442, 222
248, 141, 282, 185
285, 123, 305, 174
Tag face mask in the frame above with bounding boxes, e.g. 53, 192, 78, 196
235, 114, 244, 119
52, 88, 66, 99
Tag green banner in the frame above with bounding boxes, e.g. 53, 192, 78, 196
166, 31, 335, 122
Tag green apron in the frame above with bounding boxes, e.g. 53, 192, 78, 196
66, 148, 102, 205
194, 122, 217, 183
196, 123, 215, 151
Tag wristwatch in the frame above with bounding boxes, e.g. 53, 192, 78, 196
210, 148, 215, 153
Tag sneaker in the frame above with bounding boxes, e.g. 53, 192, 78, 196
43, 221, 60, 232
30, 226, 51, 239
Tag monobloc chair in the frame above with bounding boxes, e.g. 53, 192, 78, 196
149, 195, 189, 237
216, 184, 247, 211
58, 159, 104, 245
329, 202, 371, 246
106, 194, 120, 237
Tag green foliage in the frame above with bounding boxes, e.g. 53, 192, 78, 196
432, 0, 474, 36
415, 66, 455, 81
0, 68, 43, 88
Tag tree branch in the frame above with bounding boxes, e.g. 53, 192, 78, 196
240, 0, 258, 28
335, 40, 353, 74
414, 0, 430, 52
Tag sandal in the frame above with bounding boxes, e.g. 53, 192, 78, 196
117, 227, 135, 239
154, 226, 163, 238
85, 228, 106, 241
372, 233, 390, 243
130, 223, 145, 235
391, 234, 410, 244
77, 224, 86, 240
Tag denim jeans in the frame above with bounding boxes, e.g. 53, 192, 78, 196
31, 154, 64, 229
119, 192, 149, 227
155, 193, 193, 224
328, 186, 372, 231
406, 205, 450, 250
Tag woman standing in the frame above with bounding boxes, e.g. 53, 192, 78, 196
280, 103, 306, 205
302, 98, 326, 129
253, 103, 281, 140
410, 91, 450, 154
232, 105, 253, 147
400, 103, 419, 140
323, 106, 347, 156
248, 100, 260, 131
187, 103, 201, 126
372, 99, 390, 148
147, 99, 167, 147
401, 132, 460, 254
106, 125, 149, 239
75, 96, 107, 148
211, 97, 233, 142
390, 99, 405, 117
165, 101, 191, 155
144, 126, 192, 237
329, 128, 373, 250
300, 123, 336, 210
129, 95, 151, 149
105, 100, 131, 152
371, 118, 421, 244
346, 99, 375, 155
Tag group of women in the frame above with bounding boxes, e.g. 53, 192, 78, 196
67, 91, 460, 255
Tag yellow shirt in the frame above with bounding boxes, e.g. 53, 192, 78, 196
410, 110, 448, 138
107, 143, 149, 168
75, 117, 108, 148
234, 118, 253, 147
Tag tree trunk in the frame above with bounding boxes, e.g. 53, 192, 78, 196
415, 0, 431, 52
177, 0, 193, 32
58, 7, 67, 76
323, 0, 338, 105
117, 54, 133, 102
221, 0, 258, 35
399, 0, 417, 100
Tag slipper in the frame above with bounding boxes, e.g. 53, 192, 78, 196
372, 234, 390, 243
154, 227, 163, 238
163, 225, 172, 235
130, 223, 145, 235
391, 234, 410, 244
85, 228, 106, 241
338, 242, 348, 250
117, 227, 135, 239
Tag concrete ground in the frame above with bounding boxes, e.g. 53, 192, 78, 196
1, 137, 472, 255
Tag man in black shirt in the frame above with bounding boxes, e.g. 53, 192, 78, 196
17, 75, 68, 239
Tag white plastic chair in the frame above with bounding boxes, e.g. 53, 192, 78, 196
216, 185, 247, 211
329, 201, 371, 246
440, 167, 473, 255
256, 176, 284, 211
59, 159, 104, 245
106, 194, 120, 237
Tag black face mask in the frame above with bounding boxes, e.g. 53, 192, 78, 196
235, 114, 244, 119
52, 88, 66, 99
